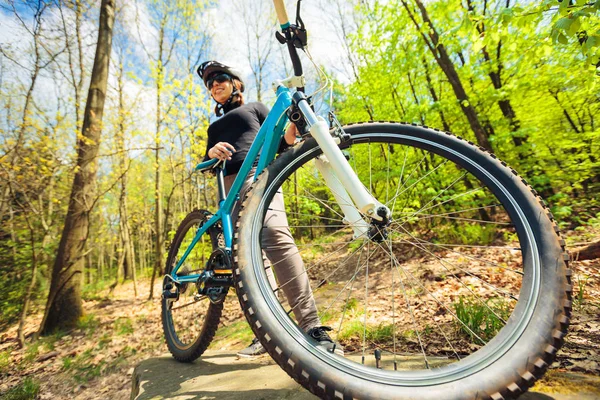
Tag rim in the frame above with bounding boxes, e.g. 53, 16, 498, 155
248, 132, 541, 385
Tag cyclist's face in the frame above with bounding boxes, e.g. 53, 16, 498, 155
210, 77, 233, 104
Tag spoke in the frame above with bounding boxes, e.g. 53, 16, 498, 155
392, 203, 503, 217
398, 186, 487, 222
375, 242, 487, 346
389, 237, 398, 370
269, 208, 349, 224
390, 149, 428, 216
264, 240, 360, 250
387, 239, 522, 251
285, 240, 371, 317
386, 143, 391, 204
388, 227, 521, 297
170, 296, 207, 311
320, 246, 366, 327
292, 162, 372, 214
409, 237, 519, 301
396, 225, 511, 324
399, 234, 524, 280
267, 230, 361, 273
362, 242, 370, 365
265, 216, 372, 276
391, 160, 451, 216
278, 237, 369, 294
404, 171, 467, 222
382, 241, 462, 362
297, 188, 347, 220
381, 241, 430, 369
391, 213, 512, 225
369, 142, 373, 197
269, 224, 350, 229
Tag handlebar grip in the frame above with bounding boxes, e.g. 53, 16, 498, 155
273, 0, 290, 27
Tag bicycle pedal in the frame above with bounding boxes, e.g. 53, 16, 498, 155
213, 269, 233, 275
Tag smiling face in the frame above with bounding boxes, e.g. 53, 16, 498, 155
210, 78, 234, 105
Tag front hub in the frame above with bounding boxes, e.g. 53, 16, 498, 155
368, 206, 391, 243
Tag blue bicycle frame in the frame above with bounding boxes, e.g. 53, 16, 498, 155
170, 85, 293, 283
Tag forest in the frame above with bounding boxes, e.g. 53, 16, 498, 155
0, 0, 599, 399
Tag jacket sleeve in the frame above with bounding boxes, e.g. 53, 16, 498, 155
203, 133, 215, 162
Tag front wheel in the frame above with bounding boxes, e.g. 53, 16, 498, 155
234, 122, 571, 399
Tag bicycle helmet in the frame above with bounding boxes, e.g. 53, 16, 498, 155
197, 61, 245, 93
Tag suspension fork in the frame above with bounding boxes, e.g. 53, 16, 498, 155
293, 92, 391, 224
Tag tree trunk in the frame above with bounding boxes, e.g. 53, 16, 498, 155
402, 0, 492, 151
115, 57, 135, 281
571, 240, 600, 261
40, 0, 115, 334
18, 224, 38, 347
149, 22, 167, 300
422, 57, 450, 132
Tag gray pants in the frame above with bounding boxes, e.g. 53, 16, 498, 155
225, 173, 321, 331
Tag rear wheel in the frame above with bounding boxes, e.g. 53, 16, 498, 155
234, 123, 571, 399
162, 210, 224, 362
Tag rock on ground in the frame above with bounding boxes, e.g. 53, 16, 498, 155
131, 350, 600, 400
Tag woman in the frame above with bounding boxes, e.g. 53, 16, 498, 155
197, 61, 343, 357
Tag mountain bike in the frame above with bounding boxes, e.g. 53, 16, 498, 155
161, 1, 571, 399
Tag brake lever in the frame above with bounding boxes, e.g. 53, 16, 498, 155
296, 0, 305, 30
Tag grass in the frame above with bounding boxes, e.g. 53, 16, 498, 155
63, 349, 103, 384
76, 313, 99, 335
434, 222, 497, 246
0, 350, 10, 374
1, 378, 40, 400
60, 331, 136, 384
453, 296, 511, 342
337, 320, 396, 342
345, 297, 359, 311
114, 317, 134, 336
209, 320, 254, 349
82, 280, 111, 301
574, 274, 590, 307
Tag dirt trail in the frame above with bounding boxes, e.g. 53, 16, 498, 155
0, 255, 599, 399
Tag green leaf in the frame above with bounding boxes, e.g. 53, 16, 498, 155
584, 35, 600, 56
555, 17, 573, 32
558, 32, 569, 44
568, 18, 581, 36
500, 8, 513, 24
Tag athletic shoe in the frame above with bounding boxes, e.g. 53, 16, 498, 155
236, 337, 267, 358
307, 326, 344, 356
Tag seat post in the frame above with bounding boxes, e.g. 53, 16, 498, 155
215, 167, 227, 203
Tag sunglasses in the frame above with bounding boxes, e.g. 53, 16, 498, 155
207, 73, 232, 89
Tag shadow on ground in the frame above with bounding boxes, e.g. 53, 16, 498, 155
131, 351, 316, 400
131, 351, 600, 400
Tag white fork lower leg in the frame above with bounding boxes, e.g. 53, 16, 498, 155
315, 156, 369, 239
308, 117, 387, 219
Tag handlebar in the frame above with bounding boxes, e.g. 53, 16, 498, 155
273, 0, 290, 28
273, 0, 306, 91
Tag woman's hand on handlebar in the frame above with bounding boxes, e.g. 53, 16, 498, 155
285, 123, 299, 145
208, 142, 236, 161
